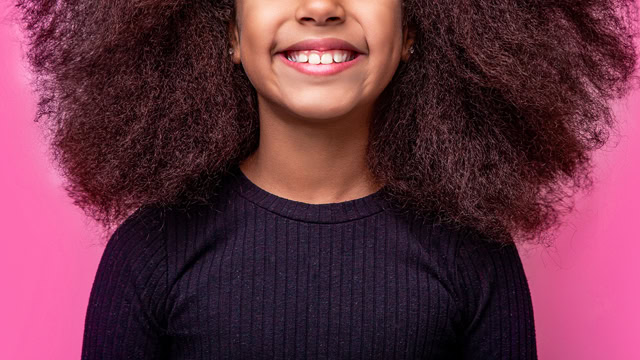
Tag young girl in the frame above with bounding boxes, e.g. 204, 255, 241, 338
15, 0, 638, 358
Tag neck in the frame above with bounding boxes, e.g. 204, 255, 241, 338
239, 95, 383, 204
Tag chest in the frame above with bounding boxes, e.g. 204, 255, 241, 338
164, 220, 460, 359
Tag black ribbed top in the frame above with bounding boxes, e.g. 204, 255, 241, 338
81, 165, 537, 359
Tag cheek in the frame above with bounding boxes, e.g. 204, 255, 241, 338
237, 13, 278, 88
239, 15, 271, 58
363, 10, 404, 76
359, 0, 403, 53
237, 2, 282, 59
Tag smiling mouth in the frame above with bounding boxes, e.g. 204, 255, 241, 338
276, 51, 364, 77
280, 50, 361, 65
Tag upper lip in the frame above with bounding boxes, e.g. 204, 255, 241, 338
278, 37, 365, 54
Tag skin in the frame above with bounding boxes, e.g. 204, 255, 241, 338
229, 0, 415, 204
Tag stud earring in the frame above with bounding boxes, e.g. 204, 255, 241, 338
228, 48, 234, 55
408, 46, 415, 54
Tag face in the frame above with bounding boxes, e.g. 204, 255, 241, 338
228, 0, 415, 123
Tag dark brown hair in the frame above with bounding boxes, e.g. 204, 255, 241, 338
13, 0, 640, 244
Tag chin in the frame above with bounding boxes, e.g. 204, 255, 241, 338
290, 107, 355, 122
287, 100, 358, 120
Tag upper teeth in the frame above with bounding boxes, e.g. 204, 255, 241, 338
286, 50, 356, 64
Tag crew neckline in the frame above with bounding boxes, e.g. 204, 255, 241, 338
223, 165, 387, 223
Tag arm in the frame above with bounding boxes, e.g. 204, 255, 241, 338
81, 206, 169, 359
454, 231, 537, 359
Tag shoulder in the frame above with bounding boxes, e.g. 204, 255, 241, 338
448, 227, 537, 356
109, 204, 168, 242
106, 201, 218, 253
100, 205, 169, 274
86, 205, 171, 337
453, 226, 522, 280
99, 205, 169, 288
451, 225, 524, 300
451, 226, 533, 330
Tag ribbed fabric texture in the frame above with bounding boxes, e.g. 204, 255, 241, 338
81, 165, 537, 359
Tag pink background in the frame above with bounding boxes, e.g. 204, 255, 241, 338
1, 2, 638, 359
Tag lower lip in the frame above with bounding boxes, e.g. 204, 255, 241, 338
277, 52, 364, 76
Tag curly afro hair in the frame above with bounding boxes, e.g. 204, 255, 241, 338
12, 0, 640, 244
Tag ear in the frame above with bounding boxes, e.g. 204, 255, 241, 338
401, 24, 416, 62
227, 19, 241, 64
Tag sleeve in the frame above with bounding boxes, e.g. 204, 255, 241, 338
453, 230, 538, 359
81, 205, 170, 359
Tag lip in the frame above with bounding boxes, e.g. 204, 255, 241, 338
278, 52, 364, 76
278, 37, 365, 54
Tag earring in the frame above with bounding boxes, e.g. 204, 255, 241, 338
408, 46, 415, 54
228, 48, 234, 55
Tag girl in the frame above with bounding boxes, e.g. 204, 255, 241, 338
14, 0, 638, 358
